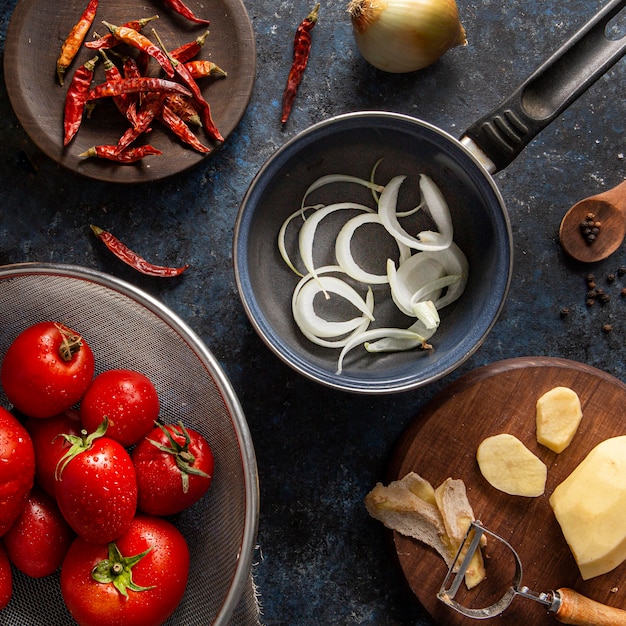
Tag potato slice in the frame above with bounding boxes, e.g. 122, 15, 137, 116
536, 386, 583, 453
476, 433, 547, 497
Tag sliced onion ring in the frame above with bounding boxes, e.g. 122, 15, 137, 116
336, 328, 431, 374
298, 202, 375, 296
365, 318, 437, 352
335, 213, 411, 285
387, 256, 445, 316
302, 174, 384, 209
379, 175, 453, 251
291, 270, 375, 347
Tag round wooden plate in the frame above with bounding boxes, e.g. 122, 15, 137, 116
4, 0, 256, 183
388, 357, 626, 625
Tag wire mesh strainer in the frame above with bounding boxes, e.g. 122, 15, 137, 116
0, 263, 259, 626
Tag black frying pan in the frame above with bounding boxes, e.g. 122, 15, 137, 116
234, 0, 626, 394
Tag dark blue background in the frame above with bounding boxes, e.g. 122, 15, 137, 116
1, 0, 625, 623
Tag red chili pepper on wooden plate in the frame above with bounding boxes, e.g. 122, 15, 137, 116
85, 15, 159, 50
80, 145, 163, 163
102, 21, 175, 77
63, 55, 99, 146
90, 225, 189, 276
184, 60, 227, 79
281, 3, 320, 124
163, 0, 211, 25
87, 76, 192, 101
153, 29, 224, 143
171, 29, 211, 63
165, 94, 202, 126
158, 104, 211, 153
56, 0, 99, 85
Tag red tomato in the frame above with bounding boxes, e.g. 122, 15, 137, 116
80, 369, 160, 447
55, 422, 137, 544
0, 406, 35, 536
25, 409, 82, 498
1, 321, 95, 419
0, 542, 12, 610
3, 486, 74, 577
133, 422, 214, 516
61, 514, 190, 626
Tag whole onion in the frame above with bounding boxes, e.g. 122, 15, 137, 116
348, 0, 467, 73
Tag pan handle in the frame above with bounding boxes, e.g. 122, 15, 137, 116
553, 587, 626, 625
461, 0, 626, 173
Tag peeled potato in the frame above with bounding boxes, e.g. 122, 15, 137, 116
550, 436, 626, 579
476, 433, 547, 497
536, 386, 582, 453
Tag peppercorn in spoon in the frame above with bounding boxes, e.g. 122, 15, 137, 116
559, 179, 626, 262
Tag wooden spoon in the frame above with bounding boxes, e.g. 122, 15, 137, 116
559, 179, 626, 263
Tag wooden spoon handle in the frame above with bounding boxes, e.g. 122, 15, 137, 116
554, 587, 626, 625
594, 178, 626, 212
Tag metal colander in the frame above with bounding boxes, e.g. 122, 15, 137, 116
0, 263, 260, 626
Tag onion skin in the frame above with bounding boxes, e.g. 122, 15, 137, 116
348, 0, 467, 73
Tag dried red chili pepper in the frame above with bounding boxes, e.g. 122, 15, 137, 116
80, 144, 163, 162
163, 0, 210, 25
281, 3, 320, 124
98, 50, 132, 117
85, 15, 159, 50
158, 104, 211, 153
56, 0, 99, 86
87, 77, 192, 101
165, 94, 202, 126
116, 92, 169, 153
63, 55, 99, 146
102, 21, 175, 77
153, 29, 224, 143
184, 60, 227, 79
90, 225, 189, 276
171, 29, 210, 63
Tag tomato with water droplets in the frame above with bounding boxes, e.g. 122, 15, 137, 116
61, 514, 189, 626
133, 421, 214, 516
80, 369, 160, 447
0, 406, 35, 536
55, 420, 137, 544
25, 409, 82, 499
1, 321, 95, 418
0, 542, 12, 610
3, 486, 75, 577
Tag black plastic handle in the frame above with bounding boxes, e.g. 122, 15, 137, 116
461, 0, 626, 173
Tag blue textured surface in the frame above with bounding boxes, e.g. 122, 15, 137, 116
2, 0, 626, 623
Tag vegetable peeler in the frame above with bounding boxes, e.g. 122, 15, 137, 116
438, 521, 626, 625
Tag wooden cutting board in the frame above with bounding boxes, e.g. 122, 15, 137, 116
387, 357, 626, 625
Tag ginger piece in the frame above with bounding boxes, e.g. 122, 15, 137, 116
365, 474, 451, 565
476, 433, 547, 497
365, 472, 486, 589
435, 478, 486, 588
536, 386, 583, 453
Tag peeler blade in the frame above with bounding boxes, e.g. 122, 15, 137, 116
437, 521, 524, 620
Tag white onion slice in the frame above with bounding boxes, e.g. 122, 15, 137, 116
335, 213, 411, 285
378, 175, 453, 251
278, 205, 321, 275
298, 202, 375, 295
336, 327, 431, 374
302, 174, 384, 208
365, 318, 437, 352
391, 244, 468, 312
387, 256, 445, 316
291, 269, 375, 347
411, 300, 440, 330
